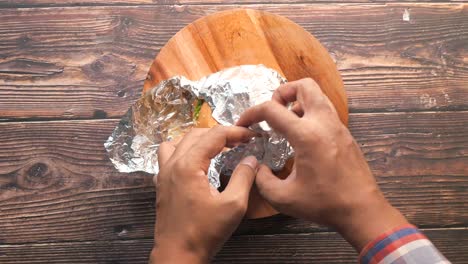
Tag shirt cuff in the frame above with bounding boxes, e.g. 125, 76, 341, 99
359, 224, 450, 264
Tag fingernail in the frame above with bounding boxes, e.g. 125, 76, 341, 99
240, 156, 258, 170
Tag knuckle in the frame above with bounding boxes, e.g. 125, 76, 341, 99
159, 141, 170, 150
239, 163, 255, 176
315, 95, 329, 107
294, 124, 319, 144
184, 128, 196, 138
236, 201, 248, 214
339, 127, 355, 147
187, 127, 204, 137
210, 125, 225, 135
301, 77, 314, 85
272, 89, 281, 97
326, 98, 338, 112
325, 141, 339, 158
261, 101, 275, 111
270, 189, 291, 208
300, 78, 318, 89
258, 180, 288, 206
173, 159, 187, 172
318, 105, 335, 118
319, 97, 335, 112
227, 198, 247, 215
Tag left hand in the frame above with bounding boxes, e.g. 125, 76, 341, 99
150, 126, 259, 264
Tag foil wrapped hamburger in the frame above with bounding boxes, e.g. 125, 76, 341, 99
104, 65, 293, 188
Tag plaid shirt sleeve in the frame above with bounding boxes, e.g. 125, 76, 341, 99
359, 224, 450, 264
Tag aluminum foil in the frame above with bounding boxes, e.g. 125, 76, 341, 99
104, 65, 293, 188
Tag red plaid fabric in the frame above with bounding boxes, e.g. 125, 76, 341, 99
359, 225, 450, 264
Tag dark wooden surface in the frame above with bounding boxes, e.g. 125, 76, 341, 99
0, 1, 467, 263
1, 5, 468, 121
0, 0, 465, 8
0, 229, 467, 264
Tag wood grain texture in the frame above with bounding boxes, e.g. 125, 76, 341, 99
0, 111, 466, 243
0, 4, 467, 120
145, 8, 348, 125
0, 1, 466, 262
0, 0, 464, 8
0, 229, 466, 263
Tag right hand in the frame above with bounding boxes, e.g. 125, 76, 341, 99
237, 78, 408, 251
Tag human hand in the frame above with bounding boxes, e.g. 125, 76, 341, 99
149, 126, 258, 264
237, 78, 408, 251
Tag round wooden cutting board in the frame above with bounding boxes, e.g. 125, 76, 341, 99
143, 9, 348, 219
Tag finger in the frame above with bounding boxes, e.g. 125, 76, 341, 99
172, 128, 210, 159
171, 136, 183, 146
271, 82, 298, 105
189, 126, 255, 163
158, 141, 176, 167
297, 78, 338, 116
221, 156, 258, 204
210, 185, 220, 196
255, 164, 290, 208
236, 101, 299, 139
273, 87, 304, 117
291, 102, 304, 117
272, 78, 325, 114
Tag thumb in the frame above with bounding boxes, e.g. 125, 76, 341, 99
222, 156, 258, 204
256, 164, 288, 207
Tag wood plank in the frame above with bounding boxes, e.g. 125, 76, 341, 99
0, 0, 464, 8
0, 112, 466, 243
216, 229, 468, 263
0, 4, 467, 120
0, 229, 466, 263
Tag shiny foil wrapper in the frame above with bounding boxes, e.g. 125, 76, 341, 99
104, 65, 293, 188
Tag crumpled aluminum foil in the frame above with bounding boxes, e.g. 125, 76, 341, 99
104, 65, 293, 188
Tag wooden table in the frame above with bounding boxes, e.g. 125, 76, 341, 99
0, 1, 467, 263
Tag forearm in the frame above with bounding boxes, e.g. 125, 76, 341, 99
334, 191, 450, 263
358, 225, 450, 264
149, 246, 208, 264
335, 190, 408, 251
